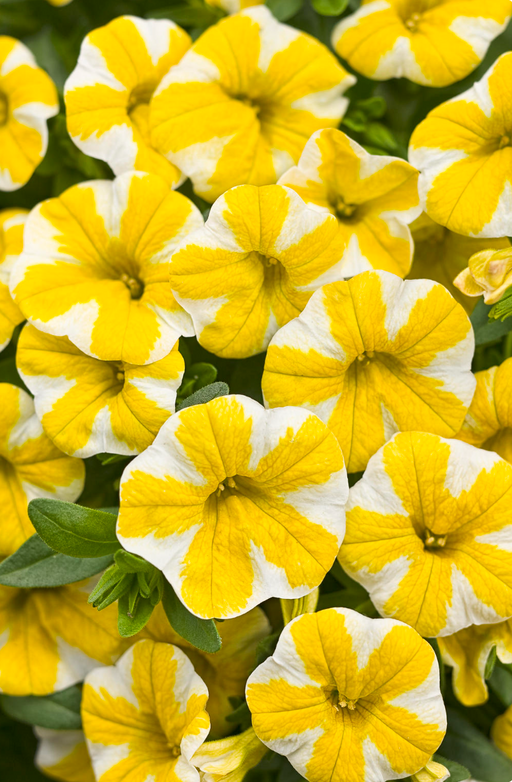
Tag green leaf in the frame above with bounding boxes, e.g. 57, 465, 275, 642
176, 381, 229, 411
188, 362, 218, 390
489, 663, 512, 707
427, 638, 445, 694
255, 630, 281, 665
162, 581, 221, 653
489, 285, 512, 321
28, 499, 120, 558
485, 644, 498, 680
117, 593, 155, 637
266, 0, 303, 21
0, 685, 82, 730
96, 453, 131, 465
356, 96, 387, 120
311, 0, 348, 16
470, 298, 512, 346
0, 534, 113, 588
114, 549, 154, 574
433, 755, 471, 782
440, 708, 512, 782
363, 122, 398, 152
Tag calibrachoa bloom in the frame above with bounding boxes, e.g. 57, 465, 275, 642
438, 620, 512, 706
408, 213, 511, 313
409, 52, 512, 238
492, 705, 512, 760
0, 208, 28, 350
117, 394, 348, 619
169, 184, 346, 359
10, 171, 202, 365
192, 728, 268, 782
0, 36, 58, 191
246, 607, 446, 782
278, 128, 421, 277
0, 579, 125, 696
454, 247, 512, 304
17, 324, 184, 458
35, 729, 95, 782
338, 431, 512, 638
82, 639, 210, 782
457, 358, 512, 463
143, 604, 270, 737
150, 7, 355, 202
65, 16, 191, 186
262, 271, 475, 473
332, 1, 511, 88
0, 383, 84, 558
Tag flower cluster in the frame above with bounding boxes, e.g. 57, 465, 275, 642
2, 2, 512, 782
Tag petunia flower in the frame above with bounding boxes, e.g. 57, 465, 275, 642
82, 639, 210, 782
169, 184, 347, 359
456, 357, 512, 463
192, 727, 268, 782
411, 760, 450, 782
246, 607, 447, 782
117, 394, 348, 619
409, 52, 512, 238
0, 578, 126, 696
492, 705, 512, 761
150, 6, 355, 203
64, 16, 191, 186
0, 36, 58, 191
338, 431, 512, 638
35, 728, 95, 782
142, 604, 270, 738
16, 324, 184, 458
0, 383, 84, 558
0, 208, 28, 350
438, 620, 512, 706
454, 248, 512, 304
332, 0, 511, 88
408, 213, 511, 313
278, 128, 421, 277
262, 270, 475, 473
10, 171, 203, 366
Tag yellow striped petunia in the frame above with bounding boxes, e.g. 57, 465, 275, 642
0, 208, 28, 351
35, 729, 95, 782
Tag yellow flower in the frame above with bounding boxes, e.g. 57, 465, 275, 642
492, 704, 512, 761
454, 248, 512, 304
142, 604, 270, 738
10, 172, 202, 366
409, 52, 512, 238
0, 36, 58, 191
332, 0, 511, 88
0, 208, 28, 350
281, 588, 319, 626
82, 639, 210, 782
0, 578, 126, 696
35, 729, 95, 782
64, 16, 190, 186
412, 760, 450, 782
338, 431, 512, 638
192, 727, 268, 782
457, 358, 512, 463
0, 383, 84, 558
246, 607, 446, 782
438, 620, 512, 706
169, 184, 346, 359
46, 0, 73, 5
17, 324, 184, 458
408, 213, 511, 313
150, 7, 355, 203
278, 128, 421, 277
117, 394, 347, 619
205, 0, 264, 13
262, 271, 475, 473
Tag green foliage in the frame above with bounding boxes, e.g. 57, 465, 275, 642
0, 711, 47, 781
28, 499, 120, 558
176, 380, 230, 410
176, 361, 218, 403
440, 708, 512, 782
471, 298, 512, 346
0, 686, 82, 730
266, 0, 303, 22
310, 0, 348, 17
489, 663, 512, 708
162, 580, 222, 652
490, 286, 512, 321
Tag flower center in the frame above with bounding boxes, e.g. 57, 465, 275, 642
112, 362, 125, 384
405, 11, 422, 30
329, 688, 358, 712
120, 273, 144, 299
355, 351, 374, 367
216, 475, 238, 497
424, 529, 447, 549
334, 196, 358, 220
168, 745, 181, 758
233, 94, 261, 116
0, 91, 8, 126
499, 135, 511, 150
127, 81, 156, 114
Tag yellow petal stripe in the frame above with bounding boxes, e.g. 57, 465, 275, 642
0, 208, 28, 350
192, 727, 268, 782
492, 704, 512, 761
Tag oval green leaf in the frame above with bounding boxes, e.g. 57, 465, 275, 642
176, 381, 229, 411
162, 581, 221, 653
311, 0, 348, 16
0, 685, 82, 730
28, 499, 120, 558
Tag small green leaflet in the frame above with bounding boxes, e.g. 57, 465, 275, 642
117, 592, 155, 637
0, 685, 82, 730
162, 581, 221, 653
311, 0, 349, 17
176, 381, 229, 411
470, 298, 512, 346
28, 499, 120, 558
265, 0, 303, 22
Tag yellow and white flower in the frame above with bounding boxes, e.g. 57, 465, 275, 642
0, 578, 126, 696
117, 394, 348, 620
332, 1, 511, 88
409, 52, 512, 238
150, 6, 355, 203
82, 639, 210, 782
454, 247, 512, 305
278, 128, 421, 277
338, 431, 512, 638
457, 358, 512, 463
0, 383, 84, 558
192, 727, 268, 782
169, 184, 346, 359
206, 0, 264, 13
262, 271, 475, 473
438, 620, 512, 706
17, 324, 184, 458
0, 36, 58, 191
492, 704, 512, 761
64, 16, 191, 186
246, 607, 446, 782
142, 604, 270, 738
10, 171, 202, 366
0, 208, 28, 350
35, 729, 95, 782
408, 213, 511, 313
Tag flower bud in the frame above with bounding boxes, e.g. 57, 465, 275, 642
454, 248, 512, 304
411, 758, 450, 782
